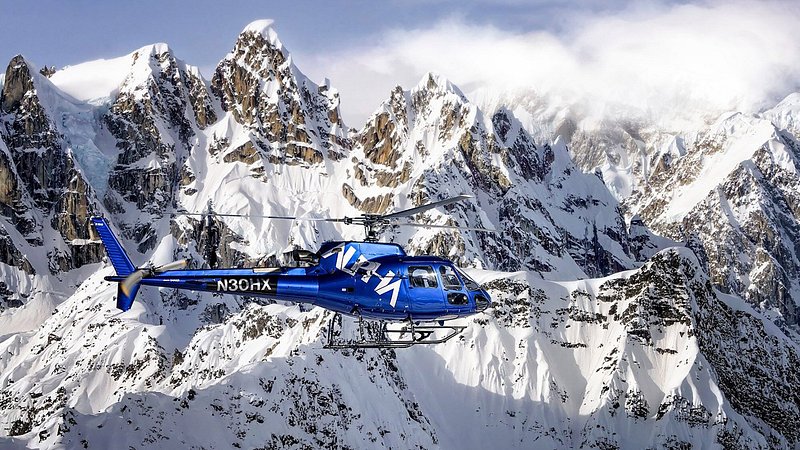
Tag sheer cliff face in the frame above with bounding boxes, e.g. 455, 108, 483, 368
101, 44, 217, 253
1, 20, 800, 449
0, 56, 102, 275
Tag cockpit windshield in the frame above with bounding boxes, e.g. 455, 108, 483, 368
456, 268, 481, 291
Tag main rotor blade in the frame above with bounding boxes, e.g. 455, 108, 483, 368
121, 269, 145, 297
397, 222, 497, 232
155, 259, 189, 272
381, 194, 473, 220
173, 211, 333, 222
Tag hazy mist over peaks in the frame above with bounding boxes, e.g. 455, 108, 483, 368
299, 0, 800, 128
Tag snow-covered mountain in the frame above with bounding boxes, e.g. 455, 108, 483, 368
502, 91, 800, 335
1, 20, 799, 449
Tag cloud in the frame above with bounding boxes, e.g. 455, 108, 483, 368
299, 0, 800, 130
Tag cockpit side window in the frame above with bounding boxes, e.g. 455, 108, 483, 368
409, 266, 438, 288
456, 268, 481, 291
447, 292, 469, 305
439, 265, 463, 290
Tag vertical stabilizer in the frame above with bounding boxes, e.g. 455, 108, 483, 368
91, 217, 135, 276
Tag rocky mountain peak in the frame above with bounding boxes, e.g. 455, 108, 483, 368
409, 72, 469, 120
1, 55, 36, 113
112, 42, 212, 136
210, 21, 293, 120
210, 20, 349, 166
0, 54, 102, 274
124, 43, 177, 86
133, 42, 172, 59
615, 105, 800, 330
0, 55, 67, 138
347, 74, 637, 277
490, 106, 515, 142
100, 42, 220, 252
240, 19, 284, 53
414, 72, 465, 97
764, 91, 800, 136
0, 55, 63, 208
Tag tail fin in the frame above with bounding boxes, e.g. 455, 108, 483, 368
117, 283, 140, 311
91, 217, 135, 276
91, 217, 141, 311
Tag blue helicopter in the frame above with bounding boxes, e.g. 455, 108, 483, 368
91, 195, 493, 348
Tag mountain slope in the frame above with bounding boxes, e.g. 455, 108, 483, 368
496, 88, 800, 332
622, 112, 800, 331
1, 249, 797, 448
351, 74, 636, 277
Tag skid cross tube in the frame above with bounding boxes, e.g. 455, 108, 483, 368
324, 312, 466, 349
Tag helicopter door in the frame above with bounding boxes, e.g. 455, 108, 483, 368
439, 265, 469, 314
406, 265, 446, 316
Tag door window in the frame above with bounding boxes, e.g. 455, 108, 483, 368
439, 265, 463, 290
409, 266, 438, 288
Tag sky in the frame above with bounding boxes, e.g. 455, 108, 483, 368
2, 0, 799, 127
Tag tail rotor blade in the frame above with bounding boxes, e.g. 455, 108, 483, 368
155, 259, 189, 273
121, 269, 145, 297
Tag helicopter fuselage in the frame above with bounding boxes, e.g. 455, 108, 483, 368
104, 241, 491, 322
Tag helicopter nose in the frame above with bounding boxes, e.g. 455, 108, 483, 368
475, 291, 491, 312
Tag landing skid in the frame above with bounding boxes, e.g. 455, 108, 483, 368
324, 312, 466, 349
